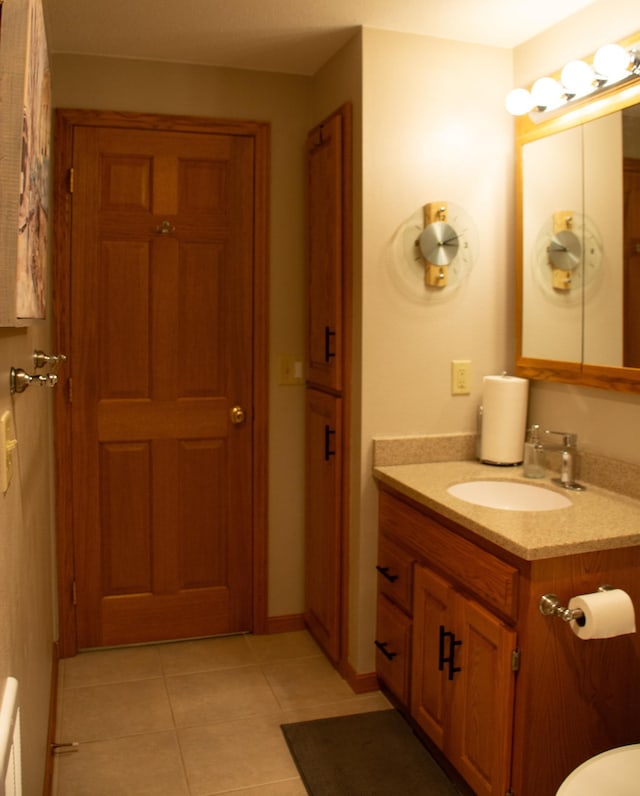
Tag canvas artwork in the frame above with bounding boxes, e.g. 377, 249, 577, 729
16, 0, 50, 319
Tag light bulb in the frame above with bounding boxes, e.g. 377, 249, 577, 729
505, 88, 534, 116
593, 44, 631, 80
530, 77, 564, 110
561, 60, 595, 95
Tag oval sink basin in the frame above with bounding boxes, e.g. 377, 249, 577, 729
447, 480, 572, 511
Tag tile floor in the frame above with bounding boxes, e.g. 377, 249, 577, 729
52, 630, 391, 795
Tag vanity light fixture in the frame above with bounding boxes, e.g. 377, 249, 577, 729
506, 39, 640, 117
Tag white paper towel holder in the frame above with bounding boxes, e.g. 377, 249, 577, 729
539, 585, 614, 623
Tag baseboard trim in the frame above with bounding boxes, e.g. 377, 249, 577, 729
265, 613, 306, 634
343, 660, 379, 694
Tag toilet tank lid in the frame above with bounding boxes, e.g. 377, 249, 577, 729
556, 744, 640, 796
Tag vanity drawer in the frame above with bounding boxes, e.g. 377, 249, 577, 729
379, 491, 519, 622
377, 533, 414, 614
375, 594, 412, 706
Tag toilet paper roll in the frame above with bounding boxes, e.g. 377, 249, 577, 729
480, 375, 529, 465
568, 589, 637, 640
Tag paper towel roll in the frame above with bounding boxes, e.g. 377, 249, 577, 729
480, 375, 529, 465
568, 589, 637, 640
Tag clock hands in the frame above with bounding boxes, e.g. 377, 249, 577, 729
440, 229, 466, 246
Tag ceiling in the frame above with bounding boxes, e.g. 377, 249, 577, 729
42, 0, 597, 77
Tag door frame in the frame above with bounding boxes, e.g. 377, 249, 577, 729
52, 108, 270, 657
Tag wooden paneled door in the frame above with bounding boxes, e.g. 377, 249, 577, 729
53, 110, 269, 654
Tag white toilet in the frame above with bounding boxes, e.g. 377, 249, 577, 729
556, 744, 640, 795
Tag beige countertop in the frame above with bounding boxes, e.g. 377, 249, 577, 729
373, 460, 640, 561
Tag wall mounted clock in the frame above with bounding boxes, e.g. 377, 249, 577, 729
534, 210, 602, 301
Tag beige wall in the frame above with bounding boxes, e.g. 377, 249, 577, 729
351, 28, 515, 670
0, 320, 56, 794
514, 0, 640, 462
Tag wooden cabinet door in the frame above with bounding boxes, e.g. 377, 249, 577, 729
452, 596, 516, 796
304, 388, 342, 662
306, 113, 344, 391
411, 565, 454, 750
412, 564, 516, 796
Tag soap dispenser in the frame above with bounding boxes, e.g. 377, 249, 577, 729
523, 424, 545, 479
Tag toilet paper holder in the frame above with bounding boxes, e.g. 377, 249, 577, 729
539, 585, 615, 623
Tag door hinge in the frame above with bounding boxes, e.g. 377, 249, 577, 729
72, 580, 77, 606
68, 167, 74, 193
511, 648, 520, 672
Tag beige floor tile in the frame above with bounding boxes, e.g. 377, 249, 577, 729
62, 645, 163, 689
157, 634, 256, 676
54, 633, 395, 795
178, 714, 300, 796
263, 655, 355, 711
279, 691, 393, 725
244, 630, 322, 662
54, 731, 189, 795
167, 665, 281, 727
216, 780, 307, 795
60, 678, 174, 742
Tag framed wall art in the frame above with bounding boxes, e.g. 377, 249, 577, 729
0, 0, 51, 325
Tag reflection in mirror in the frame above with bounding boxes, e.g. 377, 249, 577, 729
623, 105, 640, 366
522, 125, 583, 363
583, 111, 623, 367
519, 99, 640, 375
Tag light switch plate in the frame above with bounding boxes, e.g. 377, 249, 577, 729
0, 411, 17, 493
278, 354, 305, 385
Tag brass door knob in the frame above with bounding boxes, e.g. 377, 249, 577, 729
230, 405, 246, 425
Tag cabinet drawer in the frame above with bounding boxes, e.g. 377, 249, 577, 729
377, 534, 414, 614
379, 491, 518, 621
375, 594, 412, 706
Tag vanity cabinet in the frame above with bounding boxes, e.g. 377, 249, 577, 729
412, 564, 515, 796
375, 484, 640, 796
375, 533, 415, 704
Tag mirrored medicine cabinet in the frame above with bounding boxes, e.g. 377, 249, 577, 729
515, 44, 640, 394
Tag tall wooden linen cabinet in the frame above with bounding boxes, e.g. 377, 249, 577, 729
304, 104, 352, 665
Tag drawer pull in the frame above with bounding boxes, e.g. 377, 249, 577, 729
324, 326, 336, 362
438, 624, 462, 681
324, 425, 336, 460
374, 640, 398, 661
376, 565, 399, 583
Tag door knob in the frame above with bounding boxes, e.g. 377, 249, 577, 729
230, 405, 246, 425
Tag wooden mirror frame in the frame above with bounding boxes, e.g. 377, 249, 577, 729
514, 38, 640, 394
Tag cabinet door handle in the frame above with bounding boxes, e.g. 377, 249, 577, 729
374, 640, 398, 661
376, 565, 399, 583
438, 625, 462, 680
324, 425, 336, 460
324, 326, 336, 362
448, 636, 462, 680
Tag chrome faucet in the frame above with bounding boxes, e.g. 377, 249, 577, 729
544, 431, 586, 491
